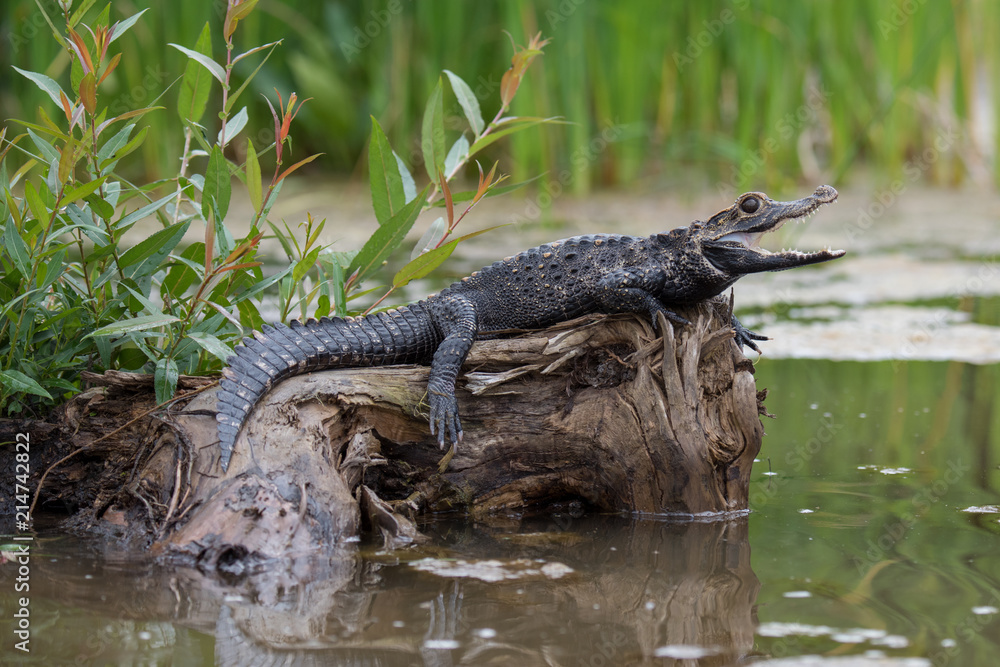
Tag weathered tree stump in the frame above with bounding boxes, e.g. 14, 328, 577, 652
17, 298, 766, 564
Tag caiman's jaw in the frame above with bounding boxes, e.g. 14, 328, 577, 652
700, 185, 846, 274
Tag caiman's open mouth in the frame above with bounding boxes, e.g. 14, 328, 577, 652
716, 230, 767, 247
702, 185, 845, 273
715, 206, 830, 256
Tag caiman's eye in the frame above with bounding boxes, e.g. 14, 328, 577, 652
739, 196, 760, 214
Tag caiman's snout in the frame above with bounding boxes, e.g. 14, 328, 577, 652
755, 184, 839, 232
770, 184, 839, 230
812, 184, 838, 204
701, 184, 845, 275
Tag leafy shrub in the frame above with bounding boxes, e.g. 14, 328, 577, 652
0, 0, 557, 415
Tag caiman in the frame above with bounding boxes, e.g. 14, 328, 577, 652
216, 185, 843, 471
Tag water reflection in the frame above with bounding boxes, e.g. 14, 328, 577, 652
211, 515, 760, 665
388, 516, 761, 666
1, 515, 760, 665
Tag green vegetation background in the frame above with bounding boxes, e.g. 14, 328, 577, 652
3, 0, 990, 193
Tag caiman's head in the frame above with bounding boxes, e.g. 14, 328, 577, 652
697, 185, 845, 275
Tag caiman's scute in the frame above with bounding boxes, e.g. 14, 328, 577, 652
216, 185, 844, 470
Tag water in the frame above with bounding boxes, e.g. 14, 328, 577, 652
748, 360, 1000, 666
2, 358, 999, 665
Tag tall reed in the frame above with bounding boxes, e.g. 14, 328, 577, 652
2, 0, 992, 192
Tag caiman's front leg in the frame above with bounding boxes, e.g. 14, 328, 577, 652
592, 268, 689, 330
427, 293, 479, 448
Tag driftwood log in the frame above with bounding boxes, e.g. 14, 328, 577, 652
13, 298, 766, 565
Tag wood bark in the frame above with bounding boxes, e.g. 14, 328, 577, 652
11, 298, 766, 563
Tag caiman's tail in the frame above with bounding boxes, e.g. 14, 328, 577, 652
216, 304, 439, 471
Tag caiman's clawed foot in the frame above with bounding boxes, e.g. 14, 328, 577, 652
429, 391, 463, 449
652, 308, 691, 332
731, 315, 768, 353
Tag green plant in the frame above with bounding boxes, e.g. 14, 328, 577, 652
0, 1, 557, 416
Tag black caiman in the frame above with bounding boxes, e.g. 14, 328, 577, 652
216, 185, 843, 471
